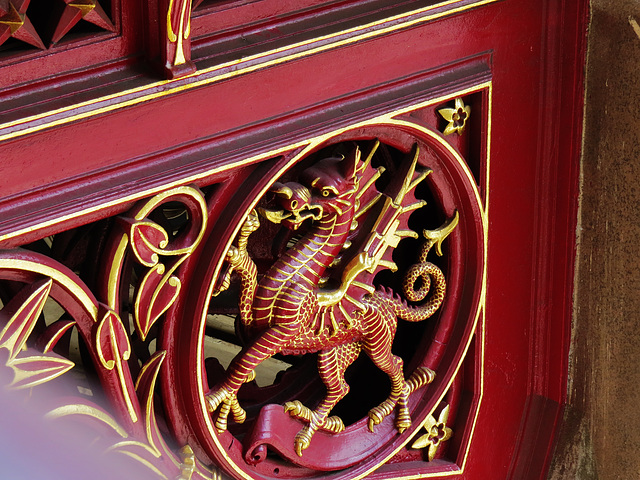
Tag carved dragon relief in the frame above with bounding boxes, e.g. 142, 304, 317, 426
206, 141, 458, 456
0, 119, 485, 479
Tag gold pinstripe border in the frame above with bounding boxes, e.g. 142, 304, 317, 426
0, 82, 489, 259
0, 0, 498, 143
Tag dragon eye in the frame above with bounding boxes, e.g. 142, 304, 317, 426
290, 200, 298, 209
322, 189, 331, 197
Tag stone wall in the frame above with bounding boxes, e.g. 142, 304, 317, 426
548, 1, 640, 478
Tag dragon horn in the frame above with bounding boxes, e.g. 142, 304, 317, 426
358, 139, 380, 174
341, 145, 361, 179
270, 182, 294, 199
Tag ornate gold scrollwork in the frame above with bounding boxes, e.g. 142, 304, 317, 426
0, 186, 217, 479
104, 186, 207, 341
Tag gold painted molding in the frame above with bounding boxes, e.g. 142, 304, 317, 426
0, 0, 497, 144
0, 83, 491, 250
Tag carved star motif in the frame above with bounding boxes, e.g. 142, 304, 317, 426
439, 97, 471, 136
411, 404, 453, 461
0, 0, 45, 50
51, 0, 115, 45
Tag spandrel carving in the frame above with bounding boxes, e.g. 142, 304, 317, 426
0, 99, 489, 480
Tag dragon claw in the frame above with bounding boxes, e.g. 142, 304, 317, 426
368, 417, 377, 433
284, 400, 313, 422
395, 410, 411, 433
206, 387, 246, 433
284, 400, 300, 415
368, 402, 392, 433
294, 429, 312, 457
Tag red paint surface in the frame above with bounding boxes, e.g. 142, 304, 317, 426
0, 0, 587, 478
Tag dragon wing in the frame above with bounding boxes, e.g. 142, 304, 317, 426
316, 142, 431, 325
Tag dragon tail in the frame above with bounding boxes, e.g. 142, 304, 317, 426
376, 260, 446, 323
379, 212, 457, 322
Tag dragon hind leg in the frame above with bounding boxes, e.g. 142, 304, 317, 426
360, 308, 409, 432
367, 364, 436, 433
285, 343, 361, 456
392, 366, 436, 433
365, 352, 407, 432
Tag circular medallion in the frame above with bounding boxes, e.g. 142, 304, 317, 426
163, 125, 485, 480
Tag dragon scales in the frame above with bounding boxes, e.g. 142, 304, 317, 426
207, 142, 458, 456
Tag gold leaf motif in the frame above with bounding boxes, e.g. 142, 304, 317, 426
9, 354, 74, 389
95, 308, 138, 423
0, 279, 76, 390
135, 350, 167, 456
0, 279, 52, 360
96, 309, 131, 370
37, 319, 76, 353
46, 402, 129, 439
134, 264, 181, 341
129, 220, 169, 267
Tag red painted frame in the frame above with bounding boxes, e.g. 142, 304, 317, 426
0, 0, 587, 478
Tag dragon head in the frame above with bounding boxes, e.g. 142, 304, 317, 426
260, 147, 362, 230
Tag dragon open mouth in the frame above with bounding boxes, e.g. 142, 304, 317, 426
258, 205, 323, 229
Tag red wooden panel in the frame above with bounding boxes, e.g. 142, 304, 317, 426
0, 0, 587, 479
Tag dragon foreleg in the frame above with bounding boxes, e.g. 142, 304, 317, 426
213, 210, 260, 325
206, 386, 247, 433
207, 322, 302, 432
